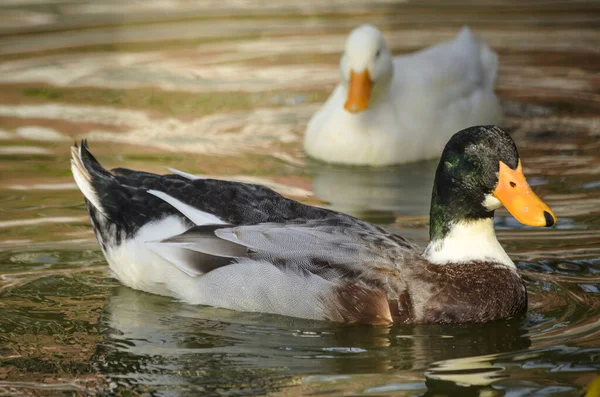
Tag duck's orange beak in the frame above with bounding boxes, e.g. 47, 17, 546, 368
493, 160, 556, 227
344, 70, 372, 113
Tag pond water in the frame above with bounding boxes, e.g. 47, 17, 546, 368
0, 1, 599, 395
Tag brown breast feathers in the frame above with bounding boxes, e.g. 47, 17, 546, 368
322, 262, 527, 325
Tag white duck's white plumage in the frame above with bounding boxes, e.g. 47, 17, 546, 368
304, 25, 502, 166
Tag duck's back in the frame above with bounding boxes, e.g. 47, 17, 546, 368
107, 167, 336, 235
395, 27, 497, 94
392, 27, 502, 153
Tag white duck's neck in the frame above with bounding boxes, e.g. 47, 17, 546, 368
371, 80, 393, 106
423, 218, 515, 268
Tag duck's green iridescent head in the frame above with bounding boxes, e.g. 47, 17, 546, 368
429, 125, 556, 241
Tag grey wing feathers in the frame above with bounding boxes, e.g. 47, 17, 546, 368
216, 222, 388, 263
219, 222, 414, 293
162, 224, 247, 258
155, 219, 416, 295
148, 224, 247, 277
146, 242, 235, 277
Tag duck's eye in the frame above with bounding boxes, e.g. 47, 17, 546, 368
375, 49, 381, 58
510, 181, 516, 188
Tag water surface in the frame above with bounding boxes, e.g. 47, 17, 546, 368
0, 1, 599, 395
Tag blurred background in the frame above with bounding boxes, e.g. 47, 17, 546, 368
0, 1, 599, 396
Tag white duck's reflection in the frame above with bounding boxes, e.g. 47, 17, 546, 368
305, 158, 438, 223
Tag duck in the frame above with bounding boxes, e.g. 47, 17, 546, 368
71, 125, 555, 325
304, 25, 502, 166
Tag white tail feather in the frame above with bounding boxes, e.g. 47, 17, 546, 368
70, 145, 105, 215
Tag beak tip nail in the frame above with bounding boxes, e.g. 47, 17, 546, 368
544, 211, 555, 227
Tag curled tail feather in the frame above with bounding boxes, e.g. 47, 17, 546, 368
70, 140, 114, 218
456, 26, 498, 90
476, 36, 498, 90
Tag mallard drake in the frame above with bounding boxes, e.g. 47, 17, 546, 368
71, 125, 555, 325
304, 25, 502, 166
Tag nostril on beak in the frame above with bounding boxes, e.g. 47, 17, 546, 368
544, 211, 555, 227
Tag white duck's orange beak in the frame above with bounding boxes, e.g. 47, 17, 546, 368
493, 160, 556, 227
344, 70, 372, 113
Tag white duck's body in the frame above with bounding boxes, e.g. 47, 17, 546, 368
304, 26, 502, 166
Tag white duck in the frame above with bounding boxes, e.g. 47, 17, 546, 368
304, 25, 502, 166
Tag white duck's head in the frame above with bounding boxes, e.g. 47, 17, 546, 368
340, 25, 394, 113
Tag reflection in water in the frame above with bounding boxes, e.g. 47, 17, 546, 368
425, 354, 508, 388
1, 0, 599, 395
306, 159, 438, 222
96, 286, 599, 395
96, 287, 533, 394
